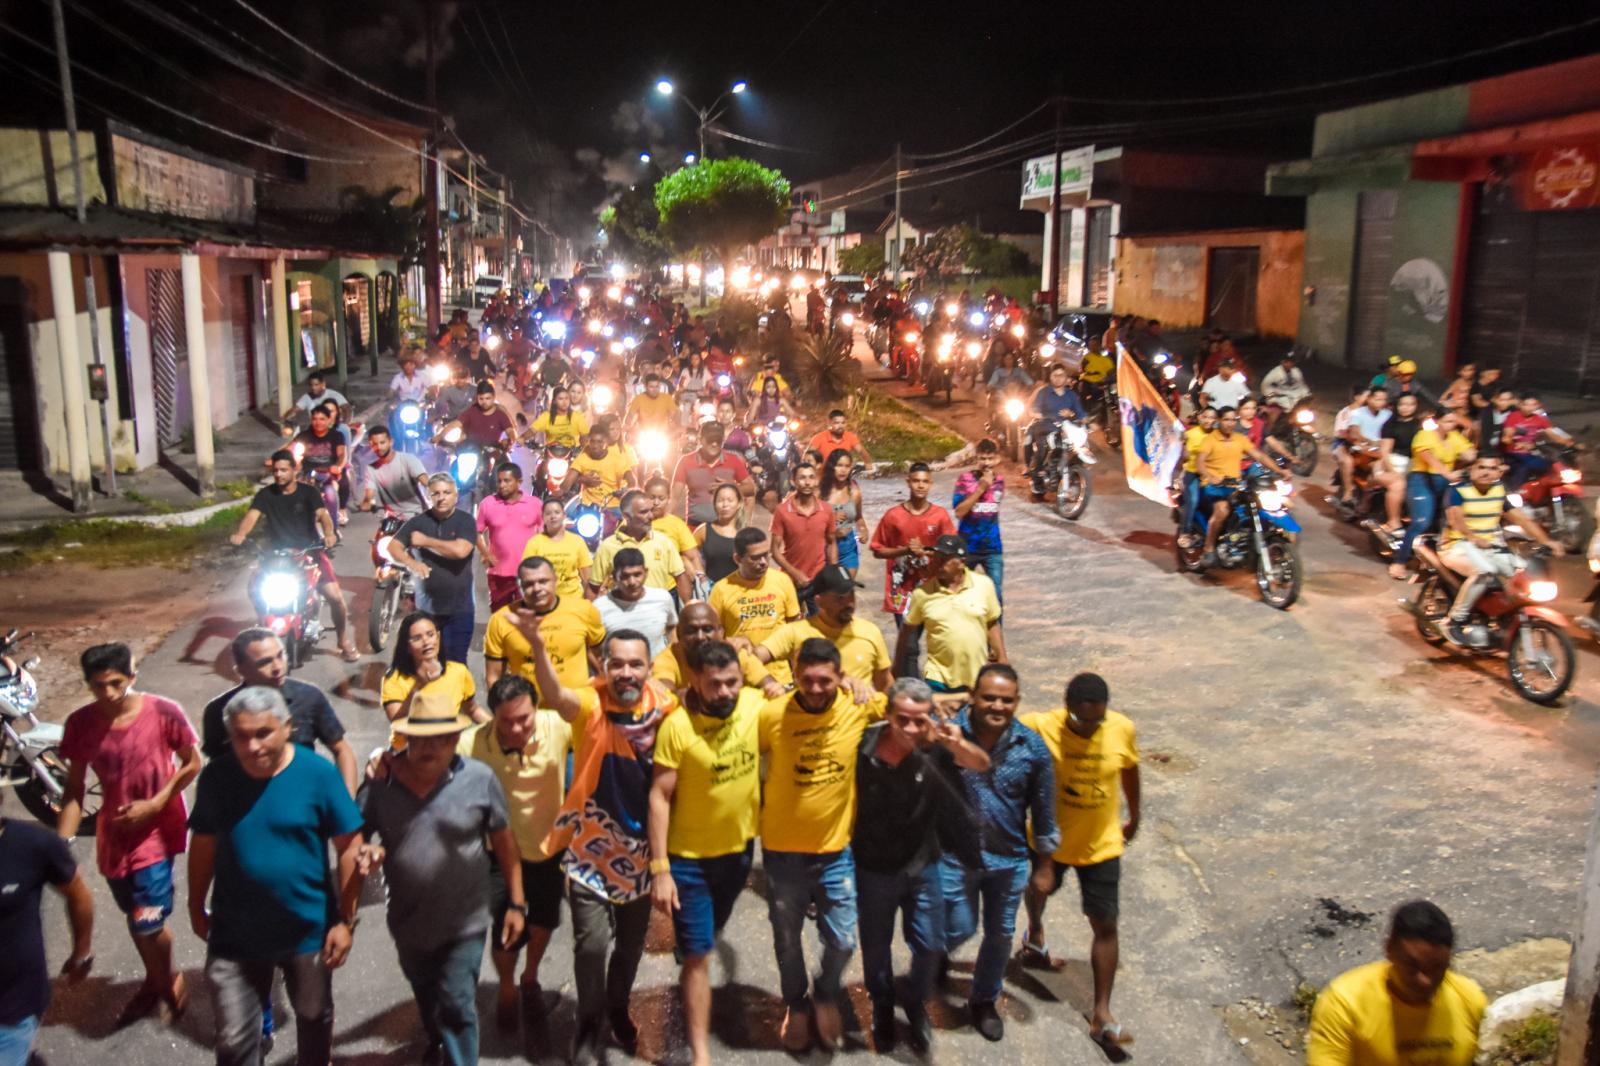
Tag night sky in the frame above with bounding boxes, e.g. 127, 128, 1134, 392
4, 0, 1599, 237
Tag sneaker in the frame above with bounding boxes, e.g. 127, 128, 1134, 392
1444, 622, 1471, 646
970, 1000, 1004, 1042
871, 997, 897, 1053
813, 997, 842, 1051
905, 1001, 932, 1056
779, 1005, 812, 1053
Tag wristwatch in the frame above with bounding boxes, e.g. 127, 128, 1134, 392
339, 914, 360, 933
507, 901, 529, 915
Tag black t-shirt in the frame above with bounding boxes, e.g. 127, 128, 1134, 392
397, 507, 478, 614
460, 351, 496, 383
292, 428, 340, 473
1383, 416, 1422, 458
540, 354, 570, 386
250, 482, 326, 550
0, 818, 77, 1023
201, 679, 347, 761
853, 723, 970, 875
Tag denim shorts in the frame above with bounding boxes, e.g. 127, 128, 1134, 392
107, 857, 175, 936
670, 844, 754, 957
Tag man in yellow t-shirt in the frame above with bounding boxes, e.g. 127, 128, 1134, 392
567, 421, 637, 507
592, 490, 691, 600
645, 475, 706, 589
1195, 407, 1290, 569
896, 536, 1003, 693
1307, 900, 1486, 1066
458, 674, 574, 1027
708, 528, 802, 683
757, 638, 887, 1053
647, 640, 763, 1066
484, 557, 605, 698
522, 497, 594, 597
1017, 672, 1140, 1051
755, 565, 891, 692
652, 602, 784, 698
626, 373, 679, 433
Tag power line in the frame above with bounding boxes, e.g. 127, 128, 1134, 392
905, 101, 1052, 160
706, 126, 819, 154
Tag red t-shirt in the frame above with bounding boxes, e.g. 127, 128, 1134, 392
869, 503, 957, 614
769, 495, 833, 584
458, 404, 513, 448
671, 449, 750, 510
1503, 411, 1551, 454
60, 695, 197, 878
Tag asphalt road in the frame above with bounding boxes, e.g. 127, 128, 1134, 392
26, 339, 1600, 1066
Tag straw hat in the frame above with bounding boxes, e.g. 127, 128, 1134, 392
392, 686, 474, 737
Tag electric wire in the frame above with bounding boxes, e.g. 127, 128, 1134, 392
904, 101, 1052, 160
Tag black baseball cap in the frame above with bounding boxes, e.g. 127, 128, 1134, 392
812, 564, 864, 595
931, 534, 967, 556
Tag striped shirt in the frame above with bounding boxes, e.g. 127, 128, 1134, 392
1444, 483, 1506, 546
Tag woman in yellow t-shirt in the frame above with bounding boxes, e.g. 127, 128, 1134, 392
1392, 410, 1476, 579
380, 612, 485, 746
524, 386, 590, 449
1177, 408, 1217, 536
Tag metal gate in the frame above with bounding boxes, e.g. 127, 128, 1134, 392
1348, 189, 1398, 369
0, 276, 40, 470
227, 274, 256, 416
1205, 246, 1259, 334
1083, 206, 1113, 308
1459, 204, 1600, 394
147, 267, 185, 448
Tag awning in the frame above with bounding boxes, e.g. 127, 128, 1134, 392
1412, 109, 1600, 181
1264, 145, 1413, 196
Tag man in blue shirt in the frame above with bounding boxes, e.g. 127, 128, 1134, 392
953, 439, 1007, 603
937, 664, 1057, 1042
1025, 364, 1085, 479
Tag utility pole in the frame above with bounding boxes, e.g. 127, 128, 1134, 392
422, 0, 442, 340
1046, 96, 1064, 319
50, 0, 114, 503
1561, 770, 1600, 1064
892, 143, 903, 287
503, 179, 514, 287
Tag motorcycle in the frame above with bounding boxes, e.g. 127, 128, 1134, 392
539, 443, 578, 504
0, 630, 96, 833
1027, 418, 1095, 520
923, 335, 956, 404
1333, 443, 1395, 557
1509, 444, 1591, 553
748, 416, 798, 508
989, 391, 1030, 463
248, 545, 329, 671
367, 512, 415, 653
1175, 470, 1304, 609
1080, 376, 1121, 453
390, 399, 429, 455
1409, 539, 1574, 704
1264, 399, 1321, 477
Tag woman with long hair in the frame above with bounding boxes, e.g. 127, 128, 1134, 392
678, 349, 710, 416
746, 374, 793, 426
380, 612, 484, 734
525, 384, 590, 449
695, 482, 745, 584
820, 448, 868, 578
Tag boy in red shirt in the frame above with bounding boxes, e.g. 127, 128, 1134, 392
870, 462, 956, 677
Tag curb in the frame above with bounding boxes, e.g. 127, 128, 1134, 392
89, 498, 248, 529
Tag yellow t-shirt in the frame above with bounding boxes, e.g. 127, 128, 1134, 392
521, 531, 594, 597
1018, 708, 1139, 865
1198, 432, 1249, 482
652, 514, 698, 556
526, 409, 590, 449
1079, 350, 1114, 384
1306, 961, 1486, 1066
628, 391, 679, 427
572, 445, 636, 506
457, 713, 573, 860
651, 643, 771, 691
380, 661, 476, 750
758, 689, 888, 853
483, 596, 605, 695
1183, 425, 1210, 475
653, 689, 764, 858
592, 529, 684, 591
1410, 428, 1472, 476
905, 571, 1001, 689
709, 570, 801, 683
760, 616, 890, 685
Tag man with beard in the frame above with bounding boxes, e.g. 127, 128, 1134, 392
648, 641, 763, 1066
529, 625, 681, 1066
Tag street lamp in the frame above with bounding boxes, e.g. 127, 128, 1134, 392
655, 79, 674, 95
731, 81, 747, 94
684, 152, 697, 165
638, 151, 651, 164
651, 79, 750, 160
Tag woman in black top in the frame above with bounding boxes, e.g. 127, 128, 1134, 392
696, 482, 743, 583
1376, 392, 1423, 546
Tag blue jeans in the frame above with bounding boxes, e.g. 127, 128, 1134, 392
670, 844, 754, 957
1178, 471, 1200, 532
0, 1015, 39, 1066
968, 552, 1003, 604
763, 848, 857, 1008
433, 607, 475, 665
395, 934, 487, 1066
1396, 472, 1447, 564
939, 854, 1030, 1005
1505, 451, 1550, 489
857, 862, 945, 1005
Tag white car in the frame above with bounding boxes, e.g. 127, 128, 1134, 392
472, 275, 503, 307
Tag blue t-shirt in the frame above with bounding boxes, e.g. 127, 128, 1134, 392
189, 748, 363, 961
1032, 386, 1085, 422
953, 470, 1004, 555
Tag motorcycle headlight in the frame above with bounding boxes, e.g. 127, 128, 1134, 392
484, 333, 502, 351
905, 331, 920, 344
609, 341, 624, 356
1153, 353, 1168, 365
1004, 398, 1025, 421
547, 457, 569, 479
606, 285, 622, 301
1528, 579, 1559, 602
575, 511, 603, 539
1296, 409, 1315, 425
716, 373, 731, 388
965, 341, 982, 358
593, 385, 614, 411
638, 430, 668, 464
1010, 324, 1025, 339
696, 402, 715, 420
587, 318, 603, 334
1561, 468, 1583, 484
624, 294, 636, 307
939, 351, 951, 363
540, 320, 567, 340
841, 312, 855, 327
577, 285, 592, 300
769, 429, 789, 448
1257, 490, 1286, 512
454, 451, 479, 482
1162, 365, 1178, 381
443, 425, 463, 444
428, 363, 450, 383
1039, 342, 1055, 358
969, 311, 986, 328
259, 570, 302, 611
399, 402, 422, 425
580, 349, 596, 367
914, 301, 930, 316
602, 324, 616, 338
1507, 492, 1524, 508
944, 302, 958, 318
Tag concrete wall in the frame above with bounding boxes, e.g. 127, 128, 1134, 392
1297, 190, 1358, 358
0, 130, 105, 206
1382, 182, 1462, 377
1113, 229, 1304, 337
1313, 85, 1470, 157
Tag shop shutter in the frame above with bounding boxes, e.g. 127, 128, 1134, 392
1348, 190, 1398, 369
147, 267, 185, 448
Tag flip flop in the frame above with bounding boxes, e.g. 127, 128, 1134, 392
338, 646, 361, 663
1091, 1022, 1134, 1048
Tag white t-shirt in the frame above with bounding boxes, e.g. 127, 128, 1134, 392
1202, 373, 1251, 410
389, 371, 428, 403
296, 388, 349, 414
596, 588, 678, 660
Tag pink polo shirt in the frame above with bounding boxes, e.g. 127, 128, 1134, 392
476, 491, 544, 577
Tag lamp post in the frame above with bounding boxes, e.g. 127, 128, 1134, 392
653, 78, 747, 160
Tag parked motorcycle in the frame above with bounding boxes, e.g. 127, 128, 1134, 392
1409, 539, 1574, 704
1026, 418, 1095, 520
0, 630, 96, 833
1175, 470, 1304, 609
247, 545, 329, 671
1508, 444, 1591, 553
367, 513, 415, 653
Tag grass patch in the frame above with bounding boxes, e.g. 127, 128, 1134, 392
121, 489, 179, 515
0, 504, 247, 572
1291, 982, 1320, 1021
216, 478, 259, 500
837, 391, 965, 468
1487, 1011, 1558, 1066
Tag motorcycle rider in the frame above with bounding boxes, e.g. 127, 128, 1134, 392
1502, 390, 1574, 489
457, 332, 496, 384
715, 397, 752, 454
436, 381, 515, 452
433, 363, 477, 423
1025, 364, 1086, 478
565, 419, 638, 508
389, 349, 429, 405
1195, 408, 1292, 570
358, 425, 429, 517
230, 450, 357, 662
1339, 387, 1392, 508
1176, 408, 1218, 543
1438, 454, 1563, 646
292, 403, 348, 527
1260, 351, 1309, 409
293, 370, 351, 424
1373, 392, 1423, 539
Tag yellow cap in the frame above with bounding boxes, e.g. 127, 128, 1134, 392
1396, 360, 1418, 374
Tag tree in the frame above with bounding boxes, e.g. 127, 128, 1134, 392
654, 157, 789, 278
336, 185, 426, 270
599, 184, 670, 269
903, 225, 967, 280
838, 242, 886, 276
964, 232, 1032, 276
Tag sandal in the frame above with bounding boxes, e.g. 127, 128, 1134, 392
338, 645, 361, 663
1091, 1022, 1135, 1048
1017, 940, 1065, 971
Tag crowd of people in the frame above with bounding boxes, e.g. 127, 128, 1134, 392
0, 280, 1504, 1066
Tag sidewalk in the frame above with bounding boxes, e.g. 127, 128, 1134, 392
0, 367, 394, 531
